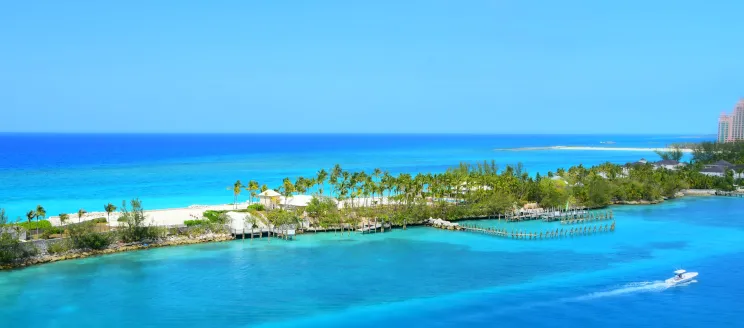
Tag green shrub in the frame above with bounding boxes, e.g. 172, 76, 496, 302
90, 217, 108, 224
33, 226, 64, 239
187, 225, 207, 235
202, 210, 221, 221
0, 232, 37, 264
68, 222, 114, 250
118, 199, 165, 242
40, 229, 54, 239
184, 219, 208, 227
147, 226, 168, 239
47, 240, 72, 255
74, 232, 113, 250
203, 210, 229, 224
247, 203, 265, 211
15, 220, 52, 231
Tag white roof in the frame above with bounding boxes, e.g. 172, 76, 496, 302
283, 195, 313, 207
674, 269, 686, 274
259, 189, 281, 197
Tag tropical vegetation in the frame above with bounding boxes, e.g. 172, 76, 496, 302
691, 141, 744, 164
0, 199, 229, 267
238, 156, 741, 230
2, 142, 743, 267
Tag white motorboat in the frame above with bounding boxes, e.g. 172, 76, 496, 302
665, 269, 698, 285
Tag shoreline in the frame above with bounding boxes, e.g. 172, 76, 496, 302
46, 197, 401, 227
48, 189, 721, 227
2, 190, 736, 271
0, 233, 234, 271
494, 146, 694, 152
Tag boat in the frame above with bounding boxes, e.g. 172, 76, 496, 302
665, 269, 698, 285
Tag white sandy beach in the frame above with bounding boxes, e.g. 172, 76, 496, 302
495, 146, 694, 152
48, 203, 240, 227
46, 196, 399, 228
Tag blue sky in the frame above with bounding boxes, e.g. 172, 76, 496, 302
1, 0, 742, 134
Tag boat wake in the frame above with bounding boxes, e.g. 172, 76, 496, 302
569, 281, 668, 302
568, 279, 696, 302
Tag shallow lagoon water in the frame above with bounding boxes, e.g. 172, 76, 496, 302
1, 197, 743, 327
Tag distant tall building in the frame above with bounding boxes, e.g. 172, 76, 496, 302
718, 113, 733, 142
717, 99, 744, 143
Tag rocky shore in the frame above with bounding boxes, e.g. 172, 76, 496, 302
680, 189, 717, 196
612, 199, 664, 205
425, 218, 463, 230
610, 189, 725, 206
1, 233, 234, 271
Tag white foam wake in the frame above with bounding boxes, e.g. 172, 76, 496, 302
568, 281, 670, 302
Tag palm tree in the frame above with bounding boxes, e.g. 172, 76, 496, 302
363, 177, 374, 208
316, 169, 328, 196
77, 208, 87, 223
104, 203, 117, 225
247, 180, 259, 204
381, 171, 393, 206
295, 177, 309, 195
228, 180, 244, 209
281, 177, 296, 207
25, 210, 35, 239
329, 164, 342, 196
334, 181, 349, 235
244, 214, 258, 242
371, 168, 382, 205
35, 205, 46, 236
59, 213, 69, 225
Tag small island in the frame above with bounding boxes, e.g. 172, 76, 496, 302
2, 141, 743, 270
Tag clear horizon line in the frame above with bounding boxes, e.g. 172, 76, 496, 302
0, 131, 717, 136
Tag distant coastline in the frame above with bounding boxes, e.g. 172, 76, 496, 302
494, 146, 694, 153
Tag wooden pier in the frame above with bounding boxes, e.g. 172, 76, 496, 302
498, 208, 613, 223
356, 222, 392, 234
231, 228, 295, 240
458, 221, 616, 240
558, 211, 614, 225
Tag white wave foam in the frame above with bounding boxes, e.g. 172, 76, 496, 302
568, 279, 697, 302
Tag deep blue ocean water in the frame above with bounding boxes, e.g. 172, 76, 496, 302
3, 133, 741, 328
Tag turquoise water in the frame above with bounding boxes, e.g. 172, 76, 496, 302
1, 197, 743, 327
0, 133, 699, 219
2, 133, 738, 327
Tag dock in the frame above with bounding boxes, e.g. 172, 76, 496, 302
486, 208, 614, 223
458, 221, 615, 240
231, 227, 295, 240
356, 222, 392, 234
